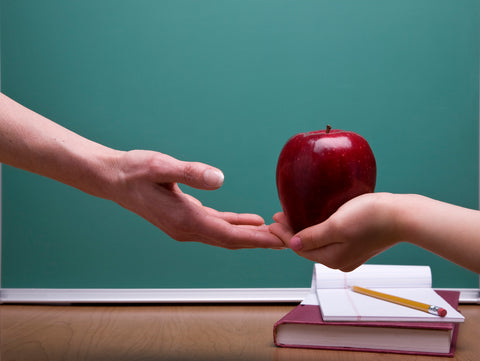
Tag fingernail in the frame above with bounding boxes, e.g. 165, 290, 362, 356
290, 236, 303, 251
203, 169, 224, 187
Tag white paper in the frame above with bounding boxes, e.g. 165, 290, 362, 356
310, 264, 465, 323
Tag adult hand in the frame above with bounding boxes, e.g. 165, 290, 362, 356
0, 93, 283, 250
270, 193, 399, 271
110, 150, 285, 249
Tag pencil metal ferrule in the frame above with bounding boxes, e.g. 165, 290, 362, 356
428, 305, 441, 316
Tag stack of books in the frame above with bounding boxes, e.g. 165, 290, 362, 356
273, 264, 465, 356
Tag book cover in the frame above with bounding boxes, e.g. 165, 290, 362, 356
273, 290, 460, 356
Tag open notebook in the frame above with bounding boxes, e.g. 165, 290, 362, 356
274, 289, 461, 355
309, 264, 464, 323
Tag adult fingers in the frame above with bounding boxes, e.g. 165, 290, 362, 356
194, 216, 286, 249
147, 152, 224, 190
203, 206, 266, 226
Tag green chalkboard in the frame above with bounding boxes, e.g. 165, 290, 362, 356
1, 0, 479, 290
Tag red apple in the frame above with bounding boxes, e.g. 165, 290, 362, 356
276, 125, 376, 233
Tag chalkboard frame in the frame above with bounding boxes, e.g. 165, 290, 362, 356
0, 0, 479, 303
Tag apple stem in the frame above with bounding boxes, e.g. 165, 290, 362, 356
326, 125, 332, 133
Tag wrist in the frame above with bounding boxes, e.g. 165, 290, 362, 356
388, 193, 430, 245
72, 145, 124, 200
367, 192, 411, 246
46, 134, 125, 201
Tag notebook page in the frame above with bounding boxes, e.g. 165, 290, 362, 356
317, 287, 465, 322
310, 264, 464, 323
312, 264, 432, 290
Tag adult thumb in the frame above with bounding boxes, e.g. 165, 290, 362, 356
146, 152, 224, 190
178, 161, 224, 190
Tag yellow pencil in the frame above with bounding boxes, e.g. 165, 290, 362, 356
351, 285, 447, 317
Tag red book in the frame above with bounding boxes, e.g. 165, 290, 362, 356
273, 290, 460, 356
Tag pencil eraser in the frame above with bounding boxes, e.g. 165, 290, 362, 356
438, 308, 447, 317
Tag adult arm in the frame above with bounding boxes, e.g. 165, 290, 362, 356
0, 92, 284, 249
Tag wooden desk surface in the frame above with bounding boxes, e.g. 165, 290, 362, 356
1, 303, 478, 361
